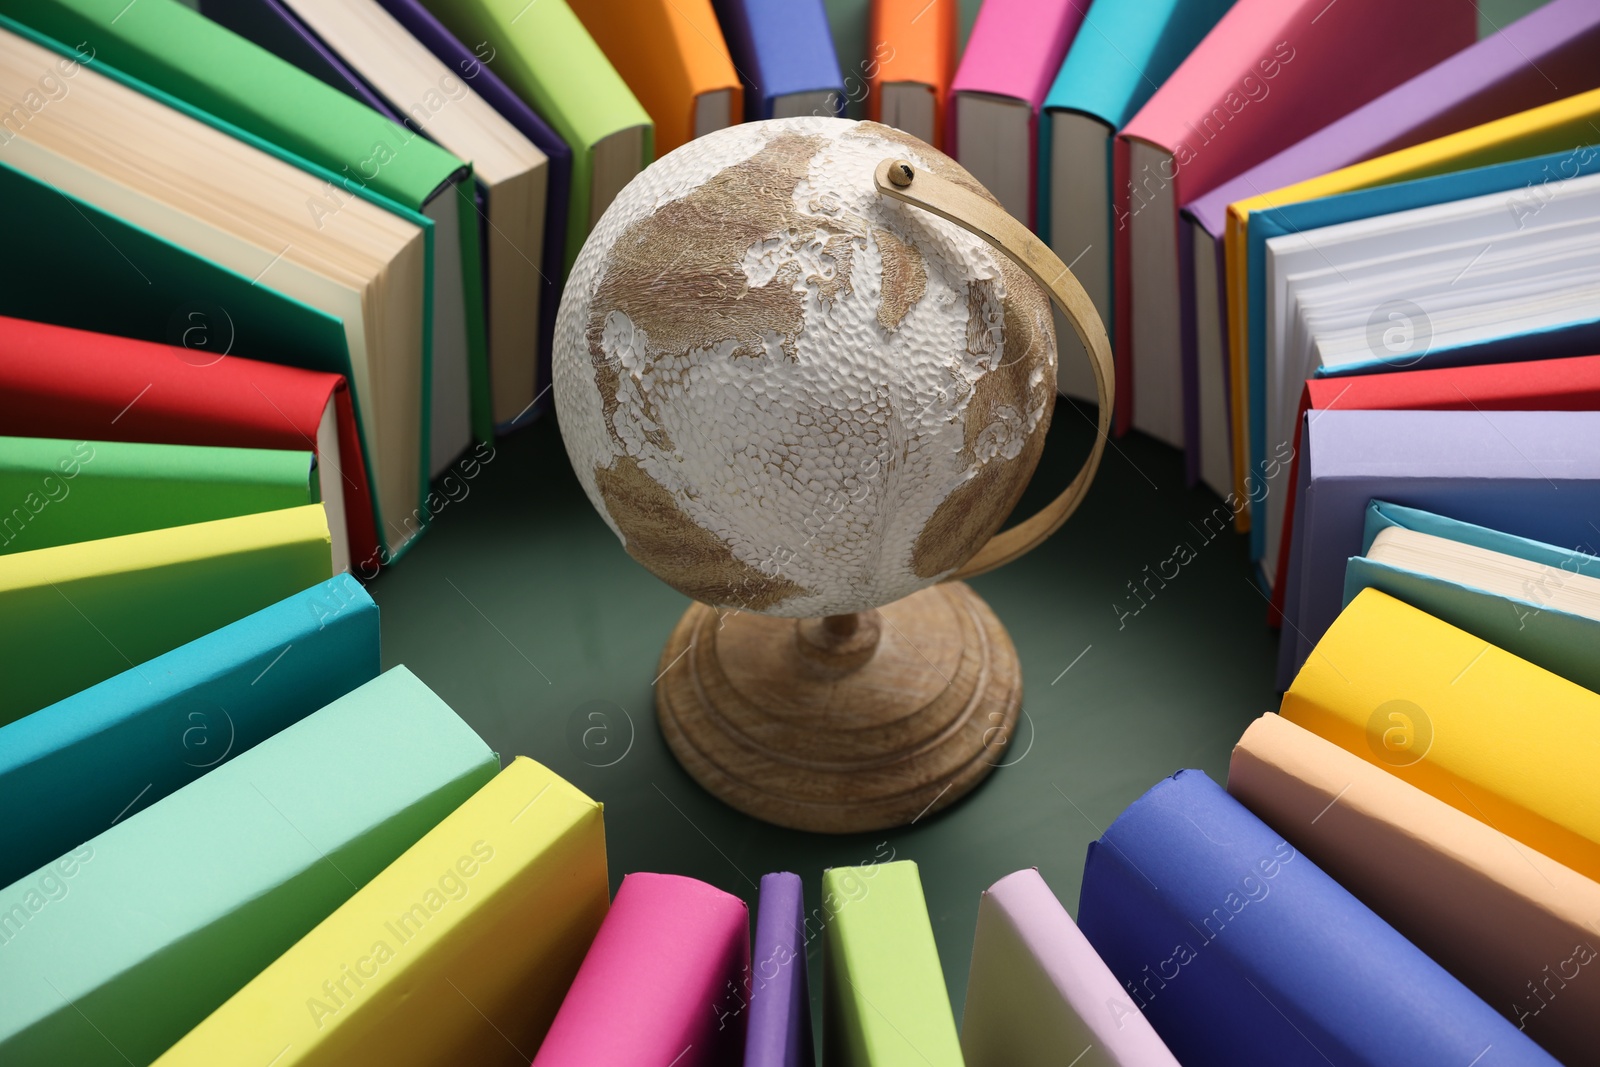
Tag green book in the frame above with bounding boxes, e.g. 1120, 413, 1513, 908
821, 860, 964, 1067
423, 0, 652, 269
0, 666, 498, 1067
0, 436, 318, 556
1, 0, 492, 468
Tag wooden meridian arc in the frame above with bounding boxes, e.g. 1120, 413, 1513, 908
655, 157, 1116, 833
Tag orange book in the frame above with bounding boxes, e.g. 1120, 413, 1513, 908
568, 0, 741, 155
866, 0, 956, 148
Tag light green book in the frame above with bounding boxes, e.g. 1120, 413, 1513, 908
0, 505, 332, 723
822, 860, 964, 1067
0, 666, 498, 1067
423, 0, 652, 268
0, 437, 318, 556
1, 0, 492, 468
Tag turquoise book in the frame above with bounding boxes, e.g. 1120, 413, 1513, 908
1038, 0, 1233, 399
0, 666, 497, 1067
1344, 500, 1600, 695
0, 574, 380, 888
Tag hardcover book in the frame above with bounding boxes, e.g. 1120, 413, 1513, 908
0, 574, 379, 887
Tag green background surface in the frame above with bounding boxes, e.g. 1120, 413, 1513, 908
368, 401, 1279, 1026
367, 0, 1554, 1035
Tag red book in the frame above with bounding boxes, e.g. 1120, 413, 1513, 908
0, 316, 378, 575
1267, 353, 1600, 624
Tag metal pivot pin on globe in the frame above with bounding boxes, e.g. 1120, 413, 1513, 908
554, 118, 1113, 833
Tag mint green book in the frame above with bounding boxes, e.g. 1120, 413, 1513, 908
0, 666, 498, 1067
821, 860, 964, 1067
0, 0, 492, 467
0, 437, 318, 556
424, 0, 652, 269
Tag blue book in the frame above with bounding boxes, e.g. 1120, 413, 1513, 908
1244, 146, 1600, 565
1077, 770, 1559, 1066
1037, 0, 1233, 400
0, 575, 380, 888
1343, 501, 1600, 694
713, 0, 844, 122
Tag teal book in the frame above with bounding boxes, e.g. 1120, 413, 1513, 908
0, 0, 490, 477
1344, 500, 1600, 695
1038, 0, 1233, 399
0, 666, 497, 1067
0, 437, 316, 556
0, 574, 380, 888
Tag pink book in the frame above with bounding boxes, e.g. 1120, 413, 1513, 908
948, 0, 1088, 228
1111, 0, 1475, 445
531, 873, 750, 1066
961, 869, 1180, 1066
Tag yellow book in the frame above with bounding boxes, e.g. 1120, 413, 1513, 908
152, 757, 608, 1067
0, 503, 331, 724
1280, 587, 1600, 884
1223, 87, 1600, 509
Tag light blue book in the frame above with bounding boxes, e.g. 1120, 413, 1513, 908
1037, 0, 1232, 398
1344, 501, 1600, 694
0, 666, 497, 1067
0, 574, 380, 888
1245, 146, 1600, 564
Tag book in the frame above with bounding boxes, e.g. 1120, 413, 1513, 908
209, 0, 551, 444
0, 316, 378, 576
1229, 87, 1600, 519
1282, 587, 1600, 885
375, 0, 573, 426
0, 436, 317, 555
1229, 712, 1600, 1064
0, 14, 435, 566
1276, 409, 1600, 685
0, 574, 379, 889
1182, 0, 1600, 493
1345, 501, 1600, 693
151, 757, 608, 1067
865, 0, 957, 147
1076, 769, 1559, 1066
8, 0, 484, 486
531, 872, 749, 1066
0, 505, 332, 724
568, 0, 738, 155
1113, 0, 1473, 447
0, 666, 498, 1067
822, 860, 962, 1067
714, 0, 844, 122
744, 872, 814, 1067
961, 868, 1179, 1067
421, 0, 652, 268
1040, 0, 1233, 401
1244, 157, 1600, 567
948, 0, 1088, 228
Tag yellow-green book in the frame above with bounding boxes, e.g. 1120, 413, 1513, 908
155, 757, 608, 1067
0, 504, 331, 724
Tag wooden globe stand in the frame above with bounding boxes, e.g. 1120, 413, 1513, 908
655, 157, 1115, 834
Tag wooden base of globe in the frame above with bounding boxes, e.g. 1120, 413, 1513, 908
655, 581, 1021, 833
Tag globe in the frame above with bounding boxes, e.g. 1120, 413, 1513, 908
554, 116, 1057, 619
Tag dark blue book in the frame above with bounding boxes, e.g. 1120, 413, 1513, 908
712, 0, 844, 121
1077, 770, 1559, 1066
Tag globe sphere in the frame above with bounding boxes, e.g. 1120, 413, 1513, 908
553, 117, 1056, 618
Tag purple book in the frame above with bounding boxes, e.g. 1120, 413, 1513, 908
1177, 0, 1600, 487
1277, 409, 1600, 688
744, 872, 813, 1067
376, 0, 573, 426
